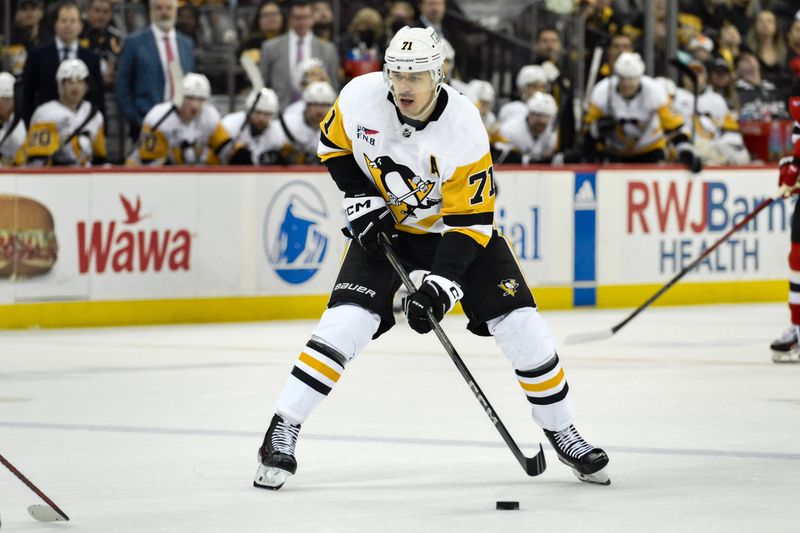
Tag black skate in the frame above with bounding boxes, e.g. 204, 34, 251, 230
770, 325, 800, 363
544, 425, 610, 485
253, 414, 300, 490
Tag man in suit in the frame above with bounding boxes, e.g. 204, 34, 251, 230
21, 2, 104, 126
260, 0, 339, 110
115, 0, 195, 139
415, 0, 469, 80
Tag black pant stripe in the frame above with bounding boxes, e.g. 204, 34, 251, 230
525, 382, 570, 405
515, 354, 560, 378
790, 282, 800, 293
291, 367, 332, 395
307, 338, 347, 367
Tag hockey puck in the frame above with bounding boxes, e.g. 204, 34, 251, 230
496, 501, 519, 510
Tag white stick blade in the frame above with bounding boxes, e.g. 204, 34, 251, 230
563, 329, 613, 345
27, 504, 68, 522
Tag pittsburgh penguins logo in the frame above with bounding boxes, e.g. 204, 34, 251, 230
498, 278, 519, 297
364, 154, 440, 221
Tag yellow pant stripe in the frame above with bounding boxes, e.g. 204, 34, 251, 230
518, 368, 564, 393
299, 352, 341, 382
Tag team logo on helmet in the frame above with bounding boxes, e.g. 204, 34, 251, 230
498, 278, 519, 297
363, 154, 440, 222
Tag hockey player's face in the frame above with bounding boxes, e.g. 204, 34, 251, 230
305, 103, 329, 126
0, 97, 12, 120
527, 112, 551, 135
61, 79, 87, 107
250, 110, 272, 133
388, 71, 436, 117
179, 97, 204, 122
617, 76, 640, 98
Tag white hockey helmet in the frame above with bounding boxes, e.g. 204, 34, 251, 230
0, 72, 15, 98
527, 91, 557, 117
468, 79, 495, 105
56, 59, 89, 83
246, 87, 279, 114
303, 81, 336, 105
182, 73, 211, 100
441, 37, 455, 62
516, 65, 548, 91
654, 76, 677, 97
292, 57, 326, 89
384, 26, 444, 74
614, 52, 645, 78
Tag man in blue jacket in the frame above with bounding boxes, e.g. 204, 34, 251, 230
115, 0, 194, 139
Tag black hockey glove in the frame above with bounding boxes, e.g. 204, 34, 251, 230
677, 145, 703, 174
404, 275, 464, 334
594, 116, 617, 138
343, 191, 398, 256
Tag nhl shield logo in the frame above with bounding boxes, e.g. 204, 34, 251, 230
498, 278, 519, 297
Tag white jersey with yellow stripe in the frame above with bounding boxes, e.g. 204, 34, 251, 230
586, 74, 686, 156
280, 100, 320, 162
25, 100, 105, 166
222, 111, 289, 164
497, 112, 557, 163
318, 72, 495, 248
130, 101, 231, 165
0, 112, 26, 167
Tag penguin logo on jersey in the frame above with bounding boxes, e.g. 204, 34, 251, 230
498, 278, 519, 297
364, 154, 440, 222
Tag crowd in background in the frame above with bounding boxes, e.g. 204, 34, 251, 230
0, 0, 798, 168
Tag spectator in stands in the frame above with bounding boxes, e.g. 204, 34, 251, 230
24, 59, 106, 167
260, 0, 339, 110
707, 55, 740, 113
21, 2, 104, 127
746, 10, 792, 101
116, 0, 196, 141
3, 0, 46, 77
681, 0, 728, 34
385, 1, 415, 44
597, 33, 634, 81
415, 0, 468, 76
532, 27, 569, 78
498, 65, 548, 124
293, 57, 332, 91
735, 51, 789, 120
311, 1, 334, 42
81, 0, 123, 89
494, 92, 559, 165
127, 73, 235, 166
238, 0, 285, 60
720, 0, 756, 40
717, 22, 742, 68
688, 34, 714, 64
786, 19, 800, 78
339, 7, 384, 84
279, 80, 335, 164
222, 87, 290, 165
0, 72, 27, 167
175, 4, 200, 43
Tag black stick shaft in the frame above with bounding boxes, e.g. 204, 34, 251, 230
0, 453, 70, 521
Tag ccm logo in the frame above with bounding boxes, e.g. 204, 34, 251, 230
334, 282, 376, 298
345, 200, 371, 216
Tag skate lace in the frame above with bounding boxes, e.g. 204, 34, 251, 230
271, 419, 300, 456
553, 425, 593, 459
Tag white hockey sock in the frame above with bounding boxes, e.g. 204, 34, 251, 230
488, 307, 574, 431
275, 304, 380, 425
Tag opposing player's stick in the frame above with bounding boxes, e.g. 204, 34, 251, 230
380, 236, 547, 476
564, 192, 781, 345
0, 452, 70, 522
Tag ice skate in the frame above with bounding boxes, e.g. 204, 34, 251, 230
544, 425, 610, 485
770, 325, 800, 363
254, 414, 300, 490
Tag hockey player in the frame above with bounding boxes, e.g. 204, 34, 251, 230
771, 75, 800, 363
221, 87, 290, 165
497, 64, 549, 124
583, 52, 702, 172
494, 91, 559, 164
254, 26, 610, 491
467, 79, 501, 144
0, 72, 26, 167
24, 59, 106, 167
279, 80, 336, 164
128, 73, 236, 166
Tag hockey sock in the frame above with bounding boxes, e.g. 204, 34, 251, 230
789, 244, 800, 324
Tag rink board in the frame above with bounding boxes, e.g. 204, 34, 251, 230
0, 166, 788, 327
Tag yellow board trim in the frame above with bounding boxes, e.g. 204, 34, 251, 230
519, 368, 564, 392
597, 280, 787, 308
298, 351, 341, 382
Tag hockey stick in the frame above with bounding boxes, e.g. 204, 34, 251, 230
0, 452, 69, 522
564, 192, 781, 345
380, 235, 547, 476
44, 104, 98, 166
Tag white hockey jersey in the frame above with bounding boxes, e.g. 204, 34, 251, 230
585, 75, 687, 156
0, 113, 26, 167
129, 101, 232, 165
318, 73, 495, 247
496, 113, 558, 163
25, 100, 105, 166
221, 111, 290, 165
498, 100, 527, 125
280, 100, 321, 164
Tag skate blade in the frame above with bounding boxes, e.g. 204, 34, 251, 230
771, 350, 800, 363
253, 464, 291, 490
572, 466, 611, 486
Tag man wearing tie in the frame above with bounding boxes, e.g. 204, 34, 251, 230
115, 0, 195, 140
21, 2, 104, 126
260, 0, 339, 110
